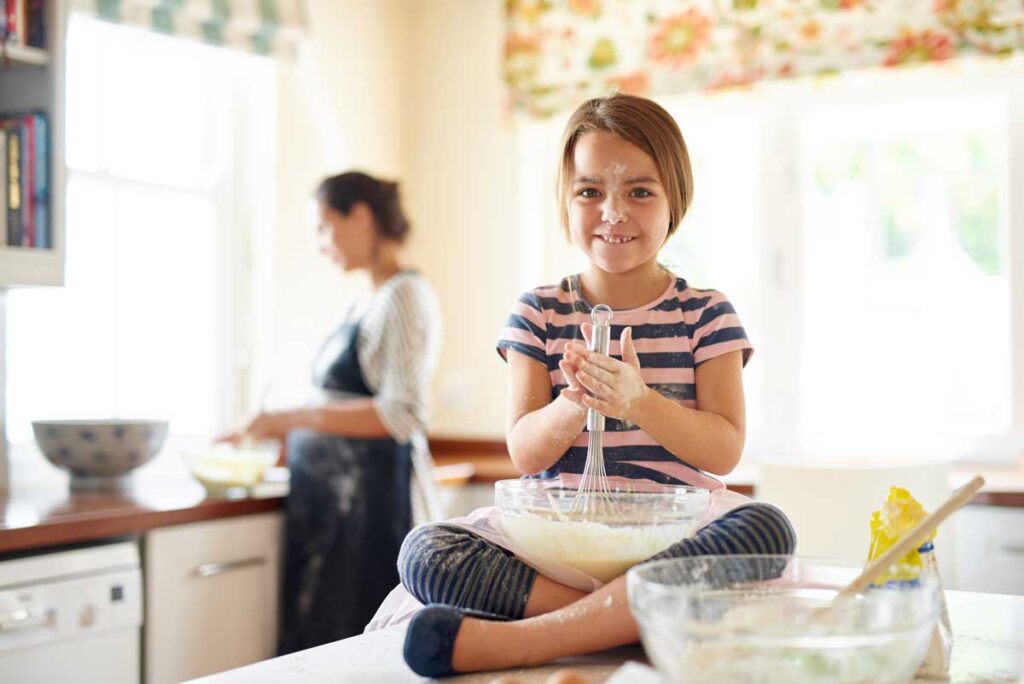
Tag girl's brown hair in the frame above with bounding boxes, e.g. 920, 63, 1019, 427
556, 94, 694, 240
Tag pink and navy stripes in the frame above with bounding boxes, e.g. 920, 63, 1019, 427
497, 274, 752, 490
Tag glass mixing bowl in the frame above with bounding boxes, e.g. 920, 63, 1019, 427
181, 440, 279, 497
627, 555, 941, 684
495, 478, 710, 582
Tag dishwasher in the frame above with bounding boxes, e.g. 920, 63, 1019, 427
0, 539, 142, 684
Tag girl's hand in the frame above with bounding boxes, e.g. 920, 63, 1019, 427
563, 326, 649, 422
557, 322, 593, 411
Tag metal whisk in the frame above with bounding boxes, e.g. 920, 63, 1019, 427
570, 304, 619, 518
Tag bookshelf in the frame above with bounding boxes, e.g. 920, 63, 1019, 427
3, 43, 48, 65
0, 0, 66, 287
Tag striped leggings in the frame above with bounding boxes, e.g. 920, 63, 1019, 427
397, 502, 796, 620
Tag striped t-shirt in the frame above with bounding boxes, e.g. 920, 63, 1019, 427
496, 273, 752, 490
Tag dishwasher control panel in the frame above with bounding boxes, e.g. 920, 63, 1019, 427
0, 542, 142, 654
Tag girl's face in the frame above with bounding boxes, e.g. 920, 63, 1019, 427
568, 130, 671, 275
317, 200, 375, 272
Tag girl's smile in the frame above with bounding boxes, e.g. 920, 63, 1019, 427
596, 233, 636, 245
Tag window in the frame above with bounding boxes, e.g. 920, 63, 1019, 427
658, 107, 764, 440
4, 16, 276, 474
797, 92, 1011, 457
515, 56, 1024, 463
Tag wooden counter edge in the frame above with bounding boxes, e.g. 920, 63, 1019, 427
0, 495, 284, 555
429, 440, 1024, 507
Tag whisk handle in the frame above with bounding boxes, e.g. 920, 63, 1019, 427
587, 307, 612, 432
590, 318, 612, 355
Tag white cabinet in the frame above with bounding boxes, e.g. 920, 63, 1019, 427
950, 505, 1024, 595
0, 0, 67, 287
440, 482, 495, 518
144, 512, 282, 684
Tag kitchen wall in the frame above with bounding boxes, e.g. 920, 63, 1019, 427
273, 0, 516, 437
398, 1, 520, 437
269, 0, 408, 408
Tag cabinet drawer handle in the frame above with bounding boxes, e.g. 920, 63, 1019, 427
1000, 543, 1024, 555
0, 606, 53, 632
194, 557, 266, 578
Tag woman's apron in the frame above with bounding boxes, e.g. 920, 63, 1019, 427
364, 480, 751, 632
279, 320, 413, 654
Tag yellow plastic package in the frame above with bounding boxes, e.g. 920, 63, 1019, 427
868, 486, 952, 678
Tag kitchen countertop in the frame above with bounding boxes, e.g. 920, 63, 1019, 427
191, 590, 1024, 683
0, 478, 285, 554
433, 453, 1024, 507
2, 449, 1020, 556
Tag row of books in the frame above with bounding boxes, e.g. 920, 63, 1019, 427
1, 112, 50, 248
1, 0, 46, 49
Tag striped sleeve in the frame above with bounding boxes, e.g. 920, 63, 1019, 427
496, 290, 548, 365
365, 276, 442, 443
690, 290, 754, 367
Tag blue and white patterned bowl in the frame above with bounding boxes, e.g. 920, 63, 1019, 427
32, 420, 169, 491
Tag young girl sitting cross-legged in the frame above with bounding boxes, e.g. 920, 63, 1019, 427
387, 93, 796, 677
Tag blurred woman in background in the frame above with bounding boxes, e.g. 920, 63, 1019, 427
229, 171, 443, 651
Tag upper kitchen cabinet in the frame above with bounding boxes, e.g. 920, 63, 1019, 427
0, 0, 66, 287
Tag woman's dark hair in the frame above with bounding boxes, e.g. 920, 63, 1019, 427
316, 171, 411, 242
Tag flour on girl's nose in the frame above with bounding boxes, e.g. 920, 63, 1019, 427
601, 205, 627, 225
600, 162, 629, 224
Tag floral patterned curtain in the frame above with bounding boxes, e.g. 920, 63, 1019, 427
505, 0, 1024, 117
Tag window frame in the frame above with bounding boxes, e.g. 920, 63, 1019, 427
748, 60, 1024, 464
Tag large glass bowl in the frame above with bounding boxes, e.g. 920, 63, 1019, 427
627, 555, 941, 684
495, 479, 710, 582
